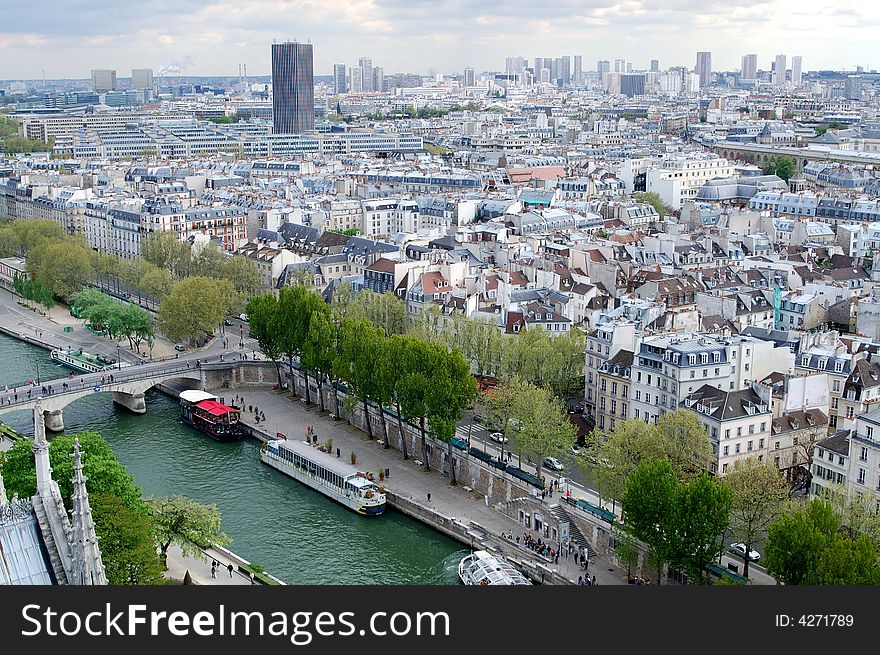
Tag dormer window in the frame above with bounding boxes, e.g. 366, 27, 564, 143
801, 355, 810, 367
819, 359, 827, 370
713, 352, 721, 363
835, 361, 844, 373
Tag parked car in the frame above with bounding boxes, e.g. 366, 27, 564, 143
728, 543, 761, 561
542, 457, 564, 472
224, 319, 234, 326
569, 444, 582, 455
174, 344, 186, 352
239, 313, 249, 322
489, 432, 509, 444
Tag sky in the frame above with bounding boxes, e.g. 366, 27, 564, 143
1, 0, 878, 80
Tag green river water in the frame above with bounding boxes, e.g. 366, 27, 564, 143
0, 332, 464, 584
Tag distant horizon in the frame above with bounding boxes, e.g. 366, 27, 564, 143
1, 1, 877, 79
2, 66, 876, 86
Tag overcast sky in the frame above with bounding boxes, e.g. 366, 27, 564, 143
1, 0, 877, 80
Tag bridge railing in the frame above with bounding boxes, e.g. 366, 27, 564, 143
0, 361, 202, 410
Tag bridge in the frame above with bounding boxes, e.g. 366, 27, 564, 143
0, 360, 206, 431
707, 140, 880, 172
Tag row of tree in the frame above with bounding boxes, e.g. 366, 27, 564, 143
12, 273, 54, 311
72, 288, 154, 352
246, 287, 478, 482
0, 220, 264, 344
330, 286, 586, 400
0, 432, 229, 584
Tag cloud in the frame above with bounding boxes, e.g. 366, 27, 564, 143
0, 0, 875, 78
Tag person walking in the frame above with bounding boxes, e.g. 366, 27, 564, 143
426, 492, 431, 504
227, 563, 234, 578
211, 564, 217, 579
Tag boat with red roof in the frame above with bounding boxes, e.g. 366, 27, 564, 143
179, 390, 243, 442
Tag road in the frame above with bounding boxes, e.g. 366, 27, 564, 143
454, 409, 620, 517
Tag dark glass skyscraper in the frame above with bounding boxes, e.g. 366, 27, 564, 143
271, 41, 314, 134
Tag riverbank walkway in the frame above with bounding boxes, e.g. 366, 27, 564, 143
165, 544, 254, 586
236, 388, 629, 586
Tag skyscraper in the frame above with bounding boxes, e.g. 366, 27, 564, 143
271, 41, 314, 134
91, 69, 117, 93
614, 59, 625, 73
359, 56, 373, 93
573, 56, 582, 84
372, 67, 384, 93
131, 68, 153, 91
650, 59, 659, 72
561, 55, 571, 86
464, 67, 475, 87
597, 60, 610, 75
773, 54, 787, 88
791, 56, 803, 87
333, 64, 347, 94
350, 67, 363, 93
695, 52, 712, 88
620, 73, 646, 97
741, 54, 757, 80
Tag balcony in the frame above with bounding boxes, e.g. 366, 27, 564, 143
850, 431, 879, 447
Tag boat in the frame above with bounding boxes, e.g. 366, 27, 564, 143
179, 390, 243, 442
260, 438, 386, 516
458, 550, 532, 585
50, 348, 129, 374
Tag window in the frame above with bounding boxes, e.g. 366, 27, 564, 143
635, 390, 641, 401
611, 382, 618, 395
690, 370, 695, 379
622, 386, 629, 397
760, 422, 766, 432
701, 353, 708, 364
724, 429, 730, 439
861, 447, 869, 462
713, 352, 721, 363
735, 443, 741, 454
723, 445, 729, 456
737, 427, 742, 437
759, 438, 764, 449
749, 424, 755, 435
858, 468, 866, 485
868, 427, 874, 438
748, 440, 753, 451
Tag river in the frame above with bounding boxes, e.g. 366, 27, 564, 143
0, 332, 464, 584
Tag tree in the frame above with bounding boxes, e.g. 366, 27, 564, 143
669, 473, 732, 584
622, 459, 678, 584
0, 432, 142, 510
246, 294, 285, 386
425, 347, 478, 485
510, 382, 577, 480
633, 191, 666, 219
91, 493, 164, 585
119, 302, 154, 352
301, 311, 339, 415
612, 525, 639, 580
722, 458, 789, 576
336, 318, 383, 440
148, 495, 230, 563
349, 291, 409, 337
138, 265, 174, 303
551, 328, 586, 399
394, 337, 436, 466
220, 255, 263, 312
649, 410, 715, 481
157, 277, 233, 343
0, 432, 165, 584
142, 232, 193, 278
32, 240, 93, 300
762, 156, 797, 182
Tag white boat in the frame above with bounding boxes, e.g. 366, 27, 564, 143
458, 550, 532, 585
50, 348, 129, 374
261, 438, 386, 516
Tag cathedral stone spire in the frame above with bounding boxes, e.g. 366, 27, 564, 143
68, 438, 107, 585
32, 403, 53, 498
0, 467, 7, 505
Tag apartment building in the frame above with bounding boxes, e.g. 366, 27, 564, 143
683, 384, 771, 475
585, 319, 637, 420
645, 155, 735, 210
595, 349, 633, 432
848, 408, 880, 499
631, 334, 794, 425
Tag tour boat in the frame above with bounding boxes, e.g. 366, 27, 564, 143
50, 348, 129, 374
458, 550, 532, 585
260, 438, 386, 516
179, 389, 243, 442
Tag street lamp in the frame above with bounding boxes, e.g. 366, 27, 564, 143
117, 344, 121, 371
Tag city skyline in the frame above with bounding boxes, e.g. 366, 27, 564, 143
0, 0, 877, 79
